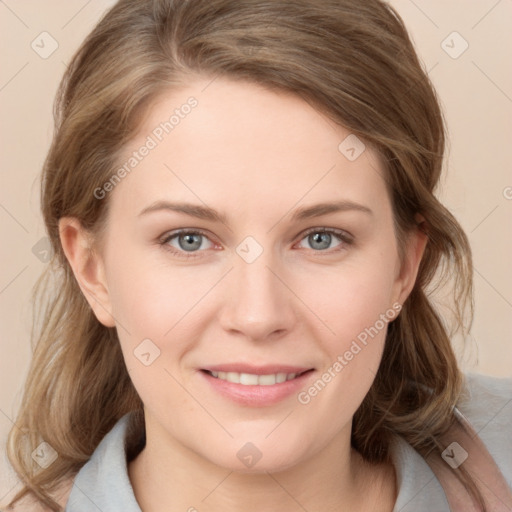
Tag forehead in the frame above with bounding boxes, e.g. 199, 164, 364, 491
108, 77, 389, 221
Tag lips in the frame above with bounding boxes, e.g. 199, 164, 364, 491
199, 364, 315, 406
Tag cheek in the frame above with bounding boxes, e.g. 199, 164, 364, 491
105, 248, 227, 406
107, 248, 218, 338
295, 279, 395, 434
109, 257, 197, 419
304, 257, 398, 349
292, 249, 400, 422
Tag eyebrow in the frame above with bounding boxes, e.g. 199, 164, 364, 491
138, 200, 373, 223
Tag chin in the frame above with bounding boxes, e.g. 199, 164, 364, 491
201, 434, 313, 475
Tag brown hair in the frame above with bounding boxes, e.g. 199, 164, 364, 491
6, 0, 479, 510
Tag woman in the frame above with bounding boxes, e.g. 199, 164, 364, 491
4, 0, 512, 511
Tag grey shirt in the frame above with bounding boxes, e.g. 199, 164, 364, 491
65, 373, 512, 511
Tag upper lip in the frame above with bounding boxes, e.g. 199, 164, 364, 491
201, 364, 314, 375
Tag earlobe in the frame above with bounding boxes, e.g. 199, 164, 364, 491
58, 217, 116, 328
393, 217, 429, 307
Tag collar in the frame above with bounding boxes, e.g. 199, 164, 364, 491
65, 412, 449, 511
65, 413, 142, 512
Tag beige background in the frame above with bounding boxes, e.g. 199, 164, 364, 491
1, 0, 511, 503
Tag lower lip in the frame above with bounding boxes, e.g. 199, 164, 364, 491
200, 370, 315, 407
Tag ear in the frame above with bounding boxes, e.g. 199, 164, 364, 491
392, 214, 428, 307
58, 217, 116, 328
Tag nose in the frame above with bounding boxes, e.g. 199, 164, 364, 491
218, 248, 297, 342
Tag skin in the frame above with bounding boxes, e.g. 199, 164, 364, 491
60, 76, 427, 511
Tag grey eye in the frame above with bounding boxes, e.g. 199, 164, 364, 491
177, 233, 204, 251
163, 231, 214, 254
298, 230, 345, 251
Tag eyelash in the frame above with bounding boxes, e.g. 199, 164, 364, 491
159, 227, 353, 260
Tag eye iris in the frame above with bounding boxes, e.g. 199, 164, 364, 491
179, 233, 202, 251
309, 232, 331, 250
172, 231, 339, 253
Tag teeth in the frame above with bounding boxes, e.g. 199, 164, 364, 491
209, 371, 300, 385
240, 373, 259, 385
276, 372, 287, 383
226, 372, 240, 383
258, 374, 277, 385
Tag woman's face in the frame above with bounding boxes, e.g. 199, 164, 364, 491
75, 77, 424, 472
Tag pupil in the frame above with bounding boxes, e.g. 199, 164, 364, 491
180, 234, 201, 251
311, 232, 330, 250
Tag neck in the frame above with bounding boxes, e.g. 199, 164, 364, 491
128, 413, 396, 512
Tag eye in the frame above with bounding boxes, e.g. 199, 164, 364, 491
159, 229, 216, 258
296, 227, 353, 253
159, 227, 353, 259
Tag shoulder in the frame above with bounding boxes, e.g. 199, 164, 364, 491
64, 413, 142, 511
457, 372, 512, 476
458, 372, 512, 425
2, 416, 136, 512
389, 373, 512, 511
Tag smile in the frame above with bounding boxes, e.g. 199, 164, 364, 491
206, 370, 305, 385
200, 366, 315, 407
